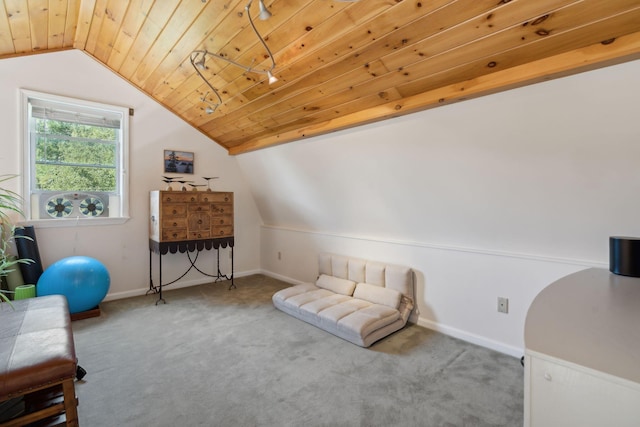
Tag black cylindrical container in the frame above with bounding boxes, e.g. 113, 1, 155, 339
14, 225, 44, 285
610, 236, 640, 277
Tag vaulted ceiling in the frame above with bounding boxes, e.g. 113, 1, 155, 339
1, 0, 640, 154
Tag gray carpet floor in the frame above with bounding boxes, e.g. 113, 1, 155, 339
71, 275, 524, 426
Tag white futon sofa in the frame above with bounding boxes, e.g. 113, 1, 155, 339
272, 253, 415, 347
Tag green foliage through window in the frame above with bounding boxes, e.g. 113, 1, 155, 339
34, 119, 117, 192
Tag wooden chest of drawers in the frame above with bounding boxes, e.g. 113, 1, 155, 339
149, 190, 234, 243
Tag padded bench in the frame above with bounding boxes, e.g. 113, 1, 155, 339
0, 295, 79, 426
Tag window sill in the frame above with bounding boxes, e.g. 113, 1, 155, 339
20, 217, 130, 228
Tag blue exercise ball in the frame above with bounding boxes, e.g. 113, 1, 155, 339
37, 256, 110, 314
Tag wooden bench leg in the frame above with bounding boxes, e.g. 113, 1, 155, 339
0, 377, 78, 427
61, 379, 79, 427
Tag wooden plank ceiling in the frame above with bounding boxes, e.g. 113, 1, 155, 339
1, 0, 640, 154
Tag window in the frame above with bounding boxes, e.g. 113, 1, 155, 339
21, 90, 129, 226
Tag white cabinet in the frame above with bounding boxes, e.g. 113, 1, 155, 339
524, 268, 640, 427
525, 352, 640, 427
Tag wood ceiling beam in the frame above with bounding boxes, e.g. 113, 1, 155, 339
73, 0, 96, 51
4, 0, 32, 53
62, 0, 81, 48
227, 30, 640, 155
105, 0, 154, 71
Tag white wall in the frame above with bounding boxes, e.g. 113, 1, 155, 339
237, 59, 640, 356
0, 50, 263, 300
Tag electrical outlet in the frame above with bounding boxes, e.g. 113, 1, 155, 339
498, 297, 509, 314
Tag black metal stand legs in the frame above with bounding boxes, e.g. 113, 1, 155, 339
148, 238, 235, 304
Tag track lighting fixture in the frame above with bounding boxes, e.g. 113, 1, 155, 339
257, 0, 272, 20
190, 0, 276, 115
267, 70, 278, 84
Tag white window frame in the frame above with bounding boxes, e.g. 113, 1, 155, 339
21, 89, 130, 227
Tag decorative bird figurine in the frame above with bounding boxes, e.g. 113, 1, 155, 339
177, 180, 194, 191
202, 176, 219, 192
162, 176, 183, 191
188, 183, 207, 191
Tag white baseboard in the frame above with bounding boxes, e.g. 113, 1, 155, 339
260, 270, 305, 285
416, 317, 523, 358
103, 269, 262, 302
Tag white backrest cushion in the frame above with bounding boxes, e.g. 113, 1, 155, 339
348, 258, 366, 283
318, 253, 333, 276
316, 274, 357, 296
317, 253, 414, 302
365, 261, 386, 287
330, 255, 350, 280
353, 282, 402, 309
319, 253, 367, 282
385, 265, 414, 299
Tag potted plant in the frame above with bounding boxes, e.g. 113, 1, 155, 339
0, 175, 32, 304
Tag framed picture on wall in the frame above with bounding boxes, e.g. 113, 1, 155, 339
164, 150, 194, 174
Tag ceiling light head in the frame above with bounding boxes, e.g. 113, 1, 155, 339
201, 92, 219, 114
267, 70, 278, 85
194, 53, 207, 70
258, 0, 272, 20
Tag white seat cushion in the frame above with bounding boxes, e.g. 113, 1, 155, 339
337, 305, 400, 339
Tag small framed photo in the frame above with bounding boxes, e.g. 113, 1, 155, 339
164, 150, 194, 174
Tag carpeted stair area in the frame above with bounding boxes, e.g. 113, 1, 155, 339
71, 275, 524, 426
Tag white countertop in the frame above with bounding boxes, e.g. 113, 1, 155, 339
525, 268, 640, 383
